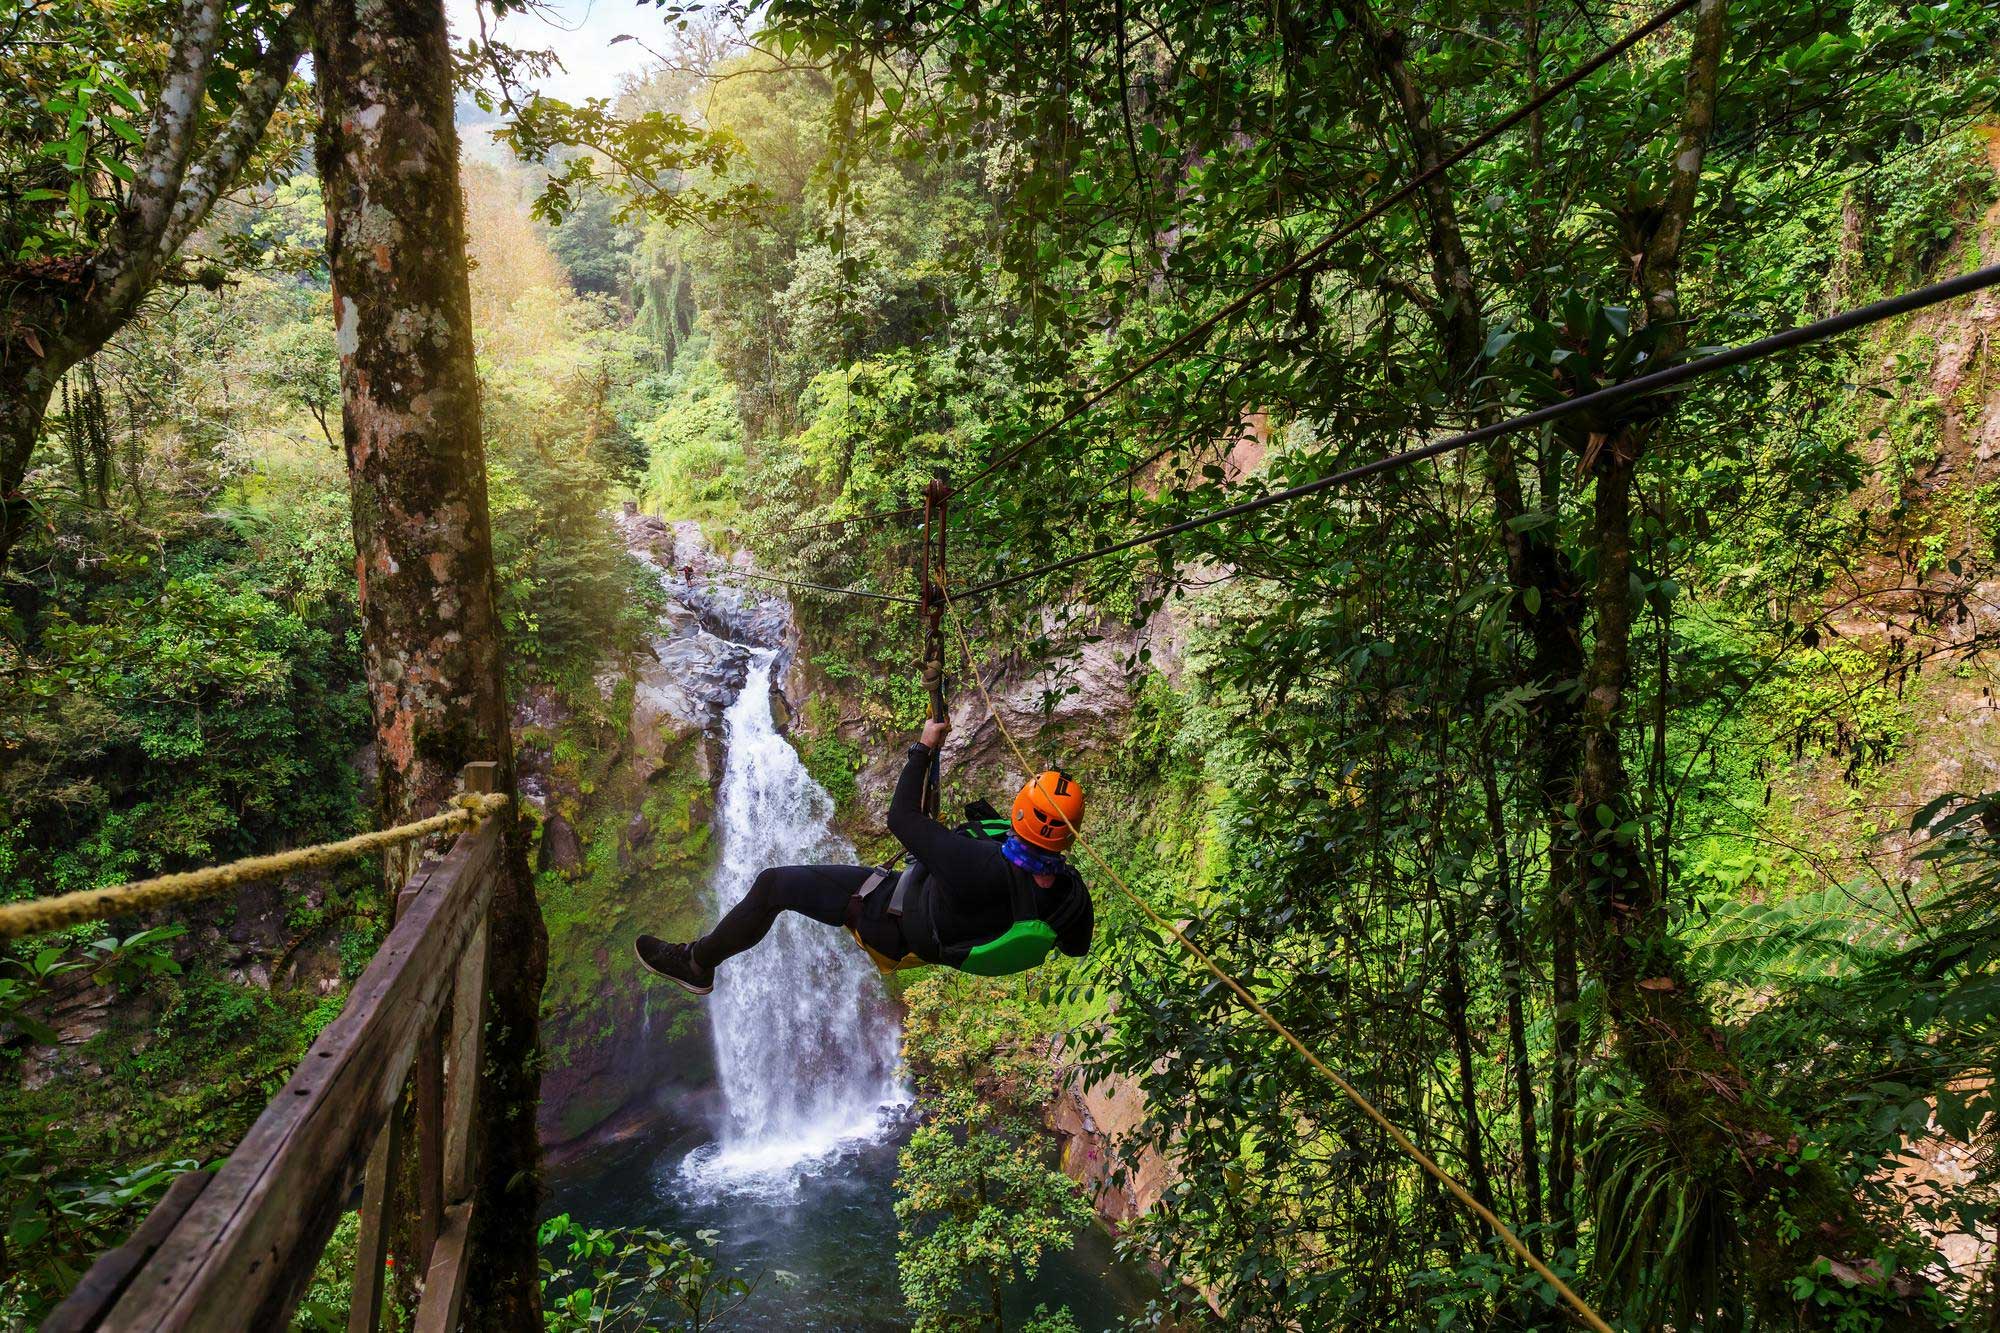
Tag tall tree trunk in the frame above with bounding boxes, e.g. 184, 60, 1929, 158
311, 2, 547, 1327
1564, 1, 1940, 1319
1337, 0, 1937, 1315
0, 336, 69, 572
1439, 905, 1498, 1222
1476, 744, 1544, 1248
1546, 852, 1579, 1255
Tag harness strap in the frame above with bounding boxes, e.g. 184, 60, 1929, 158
888, 861, 924, 919
846, 868, 927, 974
845, 868, 891, 931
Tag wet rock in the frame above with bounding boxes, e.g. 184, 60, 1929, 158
1047, 1036, 1176, 1227
15, 976, 121, 1091
514, 683, 569, 734
613, 510, 792, 651
228, 962, 274, 990
540, 813, 584, 875
632, 632, 743, 776
225, 876, 295, 960
515, 771, 551, 819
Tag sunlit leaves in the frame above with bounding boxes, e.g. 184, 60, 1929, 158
495, 95, 764, 230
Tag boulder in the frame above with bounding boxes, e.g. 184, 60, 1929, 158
539, 813, 584, 875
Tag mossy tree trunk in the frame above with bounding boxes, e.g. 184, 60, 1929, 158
310, 0, 547, 1326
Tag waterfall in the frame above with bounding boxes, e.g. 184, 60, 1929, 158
680, 649, 906, 1197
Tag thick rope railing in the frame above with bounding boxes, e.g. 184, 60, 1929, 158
0, 792, 512, 942
939, 590, 1614, 1333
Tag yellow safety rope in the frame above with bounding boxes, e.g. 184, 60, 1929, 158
939, 593, 1614, 1333
0, 792, 512, 942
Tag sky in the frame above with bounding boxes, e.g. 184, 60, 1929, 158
443, 0, 667, 105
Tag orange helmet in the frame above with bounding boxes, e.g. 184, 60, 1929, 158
1011, 769, 1085, 852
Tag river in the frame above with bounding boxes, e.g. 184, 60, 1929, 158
542, 525, 1155, 1330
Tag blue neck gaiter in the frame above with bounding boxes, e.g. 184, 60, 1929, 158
1001, 833, 1065, 878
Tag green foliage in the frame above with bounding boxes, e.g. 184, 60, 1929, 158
291, 1212, 359, 1332
494, 95, 759, 234
0, 1130, 199, 1324
638, 337, 746, 524
0, 1, 308, 263
481, 286, 666, 699
793, 696, 862, 815
547, 182, 641, 298
896, 974, 1090, 1332
537, 1214, 786, 1331
1862, 132, 1999, 283
3, 549, 366, 902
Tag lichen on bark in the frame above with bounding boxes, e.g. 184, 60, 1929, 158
311, 0, 549, 1325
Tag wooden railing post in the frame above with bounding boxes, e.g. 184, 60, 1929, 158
443, 921, 488, 1202
344, 1103, 404, 1333
345, 850, 439, 1333
411, 762, 495, 1333
415, 1023, 445, 1264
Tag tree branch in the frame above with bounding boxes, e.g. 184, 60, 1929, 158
1639, 0, 1729, 345
158, 1, 313, 260
117, 0, 225, 261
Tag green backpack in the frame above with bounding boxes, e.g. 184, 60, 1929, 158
935, 802, 1083, 977
954, 906, 1064, 977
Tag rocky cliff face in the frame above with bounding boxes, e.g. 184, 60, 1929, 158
1046, 1049, 1175, 1226
815, 602, 1186, 843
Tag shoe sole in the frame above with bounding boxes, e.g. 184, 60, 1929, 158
634, 939, 713, 995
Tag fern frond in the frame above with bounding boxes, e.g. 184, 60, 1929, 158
1688, 881, 1908, 984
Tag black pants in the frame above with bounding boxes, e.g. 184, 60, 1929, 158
692, 864, 907, 969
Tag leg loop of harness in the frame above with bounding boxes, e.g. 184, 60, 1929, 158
847, 868, 926, 974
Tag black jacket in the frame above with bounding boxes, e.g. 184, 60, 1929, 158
887, 744, 1093, 960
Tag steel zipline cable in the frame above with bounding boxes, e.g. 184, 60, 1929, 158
767, 503, 924, 537
951, 260, 2000, 600
709, 566, 921, 604
952, 0, 1705, 496
754, 0, 1702, 538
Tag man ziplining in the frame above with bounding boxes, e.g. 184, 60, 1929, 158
636, 717, 1095, 993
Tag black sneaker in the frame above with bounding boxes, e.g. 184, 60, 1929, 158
635, 935, 714, 995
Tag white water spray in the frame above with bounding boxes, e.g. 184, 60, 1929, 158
680, 650, 906, 1198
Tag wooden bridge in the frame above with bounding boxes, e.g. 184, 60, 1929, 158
45, 765, 506, 1332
